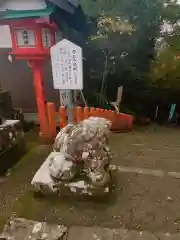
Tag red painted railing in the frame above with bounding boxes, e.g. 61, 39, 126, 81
46, 103, 134, 139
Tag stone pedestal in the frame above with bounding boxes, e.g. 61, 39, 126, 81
32, 152, 116, 197
0, 120, 26, 174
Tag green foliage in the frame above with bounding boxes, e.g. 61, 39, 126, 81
149, 1, 180, 91
78, 0, 180, 113
162, 0, 180, 23
150, 47, 180, 89
80, 0, 123, 18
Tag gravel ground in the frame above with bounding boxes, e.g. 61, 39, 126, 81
1, 126, 180, 234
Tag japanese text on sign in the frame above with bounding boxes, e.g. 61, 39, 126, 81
50, 39, 83, 90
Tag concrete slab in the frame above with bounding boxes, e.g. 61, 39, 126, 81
67, 227, 158, 240
67, 227, 180, 240
67, 227, 114, 240
113, 229, 158, 239
156, 233, 180, 240
116, 165, 165, 177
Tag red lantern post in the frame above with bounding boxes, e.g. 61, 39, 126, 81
29, 60, 47, 137
1, 18, 57, 137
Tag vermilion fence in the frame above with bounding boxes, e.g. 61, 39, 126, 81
46, 102, 134, 139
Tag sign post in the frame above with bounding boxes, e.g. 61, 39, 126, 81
50, 39, 83, 123
59, 90, 73, 122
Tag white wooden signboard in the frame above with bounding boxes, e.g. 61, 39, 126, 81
50, 39, 83, 90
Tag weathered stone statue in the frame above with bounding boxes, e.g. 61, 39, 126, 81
32, 117, 114, 196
